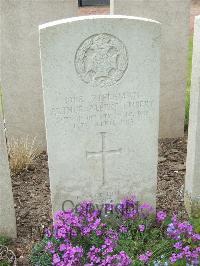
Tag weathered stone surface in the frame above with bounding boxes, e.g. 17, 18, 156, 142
111, 0, 190, 138
40, 15, 160, 212
1, 0, 77, 150
0, 106, 16, 238
185, 15, 200, 218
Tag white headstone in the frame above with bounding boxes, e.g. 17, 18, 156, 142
185, 15, 200, 218
1, 0, 77, 150
111, 0, 190, 138
39, 15, 160, 212
0, 106, 16, 238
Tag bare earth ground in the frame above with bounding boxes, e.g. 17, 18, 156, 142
6, 2, 200, 265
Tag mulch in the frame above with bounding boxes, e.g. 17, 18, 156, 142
157, 136, 187, 217
8, 134, 188, 265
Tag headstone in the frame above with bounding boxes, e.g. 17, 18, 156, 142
79, 0, 110, 6
0, 103, 16, 238
1, 0, 77, 151
111, 0, 190, 138
39, 15, 161, 212
185, 15, 200, 218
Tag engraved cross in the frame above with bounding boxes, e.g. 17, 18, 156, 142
86, 132, 122, 185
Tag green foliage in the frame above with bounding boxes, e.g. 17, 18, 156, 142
0, 236, 11, 266
30, 232, 107, 265
173, 260, 187, 266
116, 216, 174, 265
0, 236, 11, 246
185, 36, 193, 128
30, 238, 52, 266
191, 217, 200, 233
0, 262, 9, 266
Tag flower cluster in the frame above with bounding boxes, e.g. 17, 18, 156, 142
138, 250, 152, 263
167, 215, 200, 265
32, 196, 200, 266
86, 248, 131, 266
45, 200, 132, 265
157, 211, 167, 223
116, 196, 138, 219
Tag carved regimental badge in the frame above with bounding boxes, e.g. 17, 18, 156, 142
75, 33, 128, 87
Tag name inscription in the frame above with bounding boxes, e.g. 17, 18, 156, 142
50, 90, 154, 129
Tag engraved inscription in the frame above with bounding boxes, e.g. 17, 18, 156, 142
51, 91, 155, 130
86, 132, 122, 186
75, 33, 128, 87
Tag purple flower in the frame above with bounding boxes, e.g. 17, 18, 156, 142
45, 241, 55, 254
139, 203, 154, 218
170, 253, 183, 263
119, 225, 128, 233
146, 251, 152, 257
104, 203, 114, 214
45, 228, 51, 238
139, 224, 145, 232
41, 196, 199, 266
193, 233, 200, 241
156, 211, 167, 222
139, 250, 152, 263
96, 229, 103, 236
196, 247, 200, 253
100, 251, 132, 265
174, 241, 183, 250
139, 254, 149, 263
59, 244, 67, 252
117, 196, 138, 219
53, 253, 60, 264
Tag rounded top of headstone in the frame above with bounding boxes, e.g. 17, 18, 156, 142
39, 15, 160, 30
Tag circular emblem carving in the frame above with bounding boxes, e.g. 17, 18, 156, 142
75, 33, 128, 87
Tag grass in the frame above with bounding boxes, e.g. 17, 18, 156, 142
0, 236, 11, 266
0, 236, 10, 246
191, 217, 200, 233
1, 86, 39, 175
0, 262, 9, 266
8, 136, 39, 174
185, 36, 193, 129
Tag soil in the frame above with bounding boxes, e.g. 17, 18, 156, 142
157, 136, 188, 217
7, 134, 188, 265
10, 152, 52, 265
